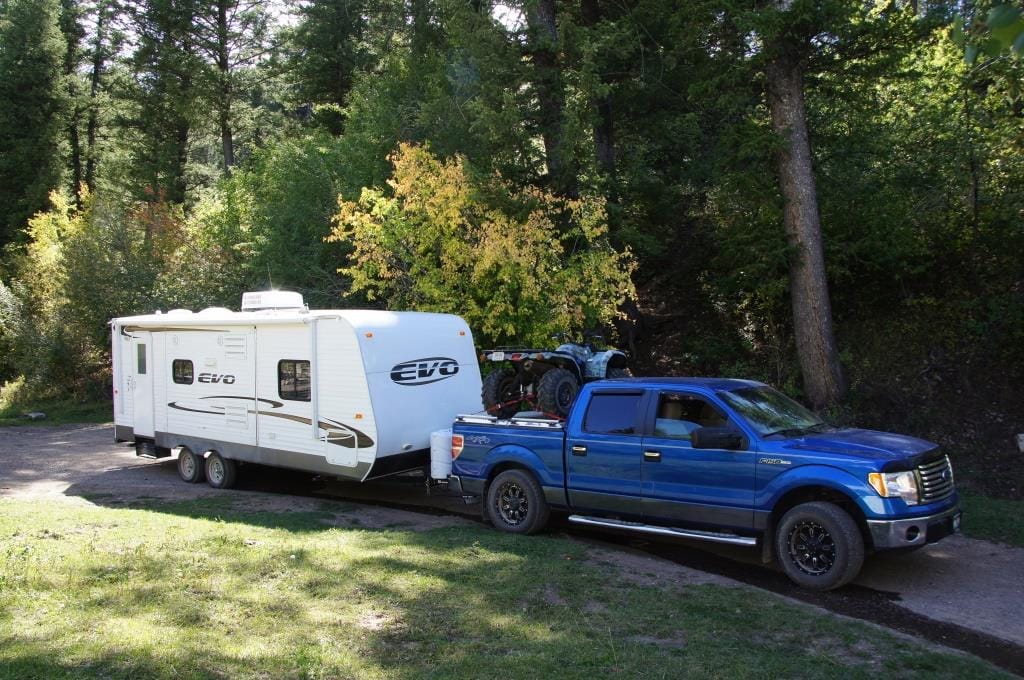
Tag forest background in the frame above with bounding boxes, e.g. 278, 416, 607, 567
0, 0, 1021, 499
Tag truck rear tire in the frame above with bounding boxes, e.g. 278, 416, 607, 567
536, 368, 578, 417
775, 501, 864, 591
486, 469, 550, 535
482, 368, 522, 418
177, 447, 205, 484
205, 452, 238, 489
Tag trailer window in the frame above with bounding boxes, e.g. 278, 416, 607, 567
278, 360, 311, 401
136, 344, 147, 374
172, 359, 194, 385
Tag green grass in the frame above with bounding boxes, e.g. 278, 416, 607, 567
960, 492, 1024, 547
0, 397, 111, 427
0, 497, 1009, 679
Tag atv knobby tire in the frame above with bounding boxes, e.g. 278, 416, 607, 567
482, 368, 522, 418
536, 368, 579, 417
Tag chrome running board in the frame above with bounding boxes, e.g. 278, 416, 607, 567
567, 515, 757, 547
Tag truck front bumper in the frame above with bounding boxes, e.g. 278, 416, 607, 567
866, 505, 962, 550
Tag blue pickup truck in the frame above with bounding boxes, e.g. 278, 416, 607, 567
449, 377, 961, 590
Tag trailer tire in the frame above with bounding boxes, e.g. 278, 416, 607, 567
177, 447, 205, 484
775, 501, 864, 591
482, 368, 522, 418
205, 452, 238, 489
536, 368, 579, 417
486, 469, 549, 535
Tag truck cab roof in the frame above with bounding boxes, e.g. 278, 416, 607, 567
595, 377, 765, 392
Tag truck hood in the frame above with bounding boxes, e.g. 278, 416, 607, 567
781, 428, 937, 461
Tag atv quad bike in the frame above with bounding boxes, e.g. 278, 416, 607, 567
480, 335, 632, 418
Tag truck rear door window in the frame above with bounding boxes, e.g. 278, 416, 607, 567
583, 393, 642, 435
278, 360, 311, 401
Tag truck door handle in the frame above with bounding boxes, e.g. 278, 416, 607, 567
571, 445, 587, 456
644, 450, 662, 462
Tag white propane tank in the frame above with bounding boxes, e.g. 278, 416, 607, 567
430, 428, 453, 480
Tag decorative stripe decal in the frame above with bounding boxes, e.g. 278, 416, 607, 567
166, 396, 374, 449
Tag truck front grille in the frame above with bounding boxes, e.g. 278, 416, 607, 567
917, 455, 955, 503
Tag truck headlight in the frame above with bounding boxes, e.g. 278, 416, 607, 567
868, 471, 920, 505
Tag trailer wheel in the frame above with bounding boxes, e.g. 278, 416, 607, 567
177, 447, 205, 484
486, 469, 549, 535
205, 452, 238, 489
536, 368, 578, 417
775, 501, 864, 591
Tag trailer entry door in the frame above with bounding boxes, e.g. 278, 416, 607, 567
132, 333, 155, 437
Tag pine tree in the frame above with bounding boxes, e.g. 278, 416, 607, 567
0, 0, 67, 245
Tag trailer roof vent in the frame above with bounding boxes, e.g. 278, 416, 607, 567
241, 290, 306, 312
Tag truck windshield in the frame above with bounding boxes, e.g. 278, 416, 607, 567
717, 386, 826, 437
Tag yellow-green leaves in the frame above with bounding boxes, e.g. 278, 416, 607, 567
328, 144, 636, 345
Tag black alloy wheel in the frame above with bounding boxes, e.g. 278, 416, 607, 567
497, 479, 529, 526
485, 469, 550, 534
787, 520, 836, 576
774, 501, 864, 591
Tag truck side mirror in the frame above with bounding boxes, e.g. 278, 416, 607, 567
692, 426, 744, 450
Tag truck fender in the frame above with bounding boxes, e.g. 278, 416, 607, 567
479, 444, 568, 507
759, 464, 886, 519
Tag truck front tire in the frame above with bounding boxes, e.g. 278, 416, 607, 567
775, 501, 864, 591
177, 447, 205, 484
486, 469, 550, 535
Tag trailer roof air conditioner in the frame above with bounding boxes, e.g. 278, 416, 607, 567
241, 290, 306, 312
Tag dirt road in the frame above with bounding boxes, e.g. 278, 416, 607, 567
2, 423, 1023, 673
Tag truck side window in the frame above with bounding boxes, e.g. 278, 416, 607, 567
172, 359, 194, 384
583, 393, 642, 435
278, 360, 311, 401
654, 393, 728, 440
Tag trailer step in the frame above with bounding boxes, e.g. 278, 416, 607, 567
567, 515, 757, 547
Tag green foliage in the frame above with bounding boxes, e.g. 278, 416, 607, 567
192, 132, 356, 306
0, 0, 67, 243
330, 144, 636, 345
955, 4, 1024, 63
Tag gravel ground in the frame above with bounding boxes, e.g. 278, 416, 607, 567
1, 422, 1023, 653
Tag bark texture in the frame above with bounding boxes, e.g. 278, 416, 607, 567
580, 0, 616, 195
526, 0, 575, 196
216, 0, 234, 173
765, 50, 846, 409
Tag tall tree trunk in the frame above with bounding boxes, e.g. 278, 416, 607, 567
526, 0, 575, 196
765, 49, 846, 409
60, 0, 83, 206
580, 0, 616, 198
69, 112, 82, 203
85, 7, 106, 191
217, 0, 234, 174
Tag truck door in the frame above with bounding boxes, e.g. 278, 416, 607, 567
131, 332, 155, 438
640, 391, 755, 530
565, 390, 645, 517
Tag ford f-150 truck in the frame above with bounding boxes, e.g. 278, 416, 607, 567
448, 378, 961, 590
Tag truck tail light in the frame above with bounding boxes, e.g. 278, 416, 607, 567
451, 434, 464, 460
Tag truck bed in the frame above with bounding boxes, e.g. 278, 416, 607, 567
452, 414, 569, 505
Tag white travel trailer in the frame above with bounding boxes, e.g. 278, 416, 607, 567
111, 291, 484, 488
